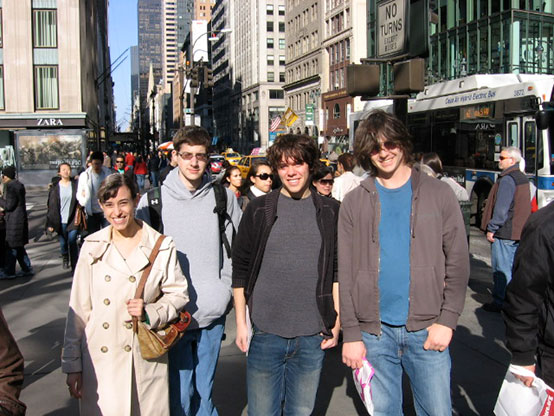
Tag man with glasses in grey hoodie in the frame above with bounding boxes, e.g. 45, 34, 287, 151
136, 126, 241, 416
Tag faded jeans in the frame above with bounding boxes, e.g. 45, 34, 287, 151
362, 324, 452, 416
247, 329, 325, 416
491, 237, 519, 306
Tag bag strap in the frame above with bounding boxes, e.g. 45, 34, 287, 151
212, 183, 234, 259
147, 187, 163, 233
132, 235, 166, 332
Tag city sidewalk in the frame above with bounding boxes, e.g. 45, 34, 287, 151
0, 212, 510, 415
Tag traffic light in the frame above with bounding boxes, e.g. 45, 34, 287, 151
190, 65, 200, 88
393, 58, 425, 94
203, 67, 214, 87
346, 64, 380, 97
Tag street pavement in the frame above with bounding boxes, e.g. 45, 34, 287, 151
0, 188, 510, 415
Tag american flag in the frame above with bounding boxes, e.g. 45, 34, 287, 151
270, 116, 281, 132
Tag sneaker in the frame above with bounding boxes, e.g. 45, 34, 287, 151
482, 302, 502, 313
0, 271, 16, 280
62, 256, 70, 269
17, 268, 34, 278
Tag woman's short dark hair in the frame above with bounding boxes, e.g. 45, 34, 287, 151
222, 165, 241, 185
421, 152, 443, 175
172, 126, 211, 153
312, 166, 333, 182
354, 110, 414, 175
267, 134, 320, 173
337, 153, 356, 172
97, 173, 139, 204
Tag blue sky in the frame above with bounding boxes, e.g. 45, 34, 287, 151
108, 0, 138, 131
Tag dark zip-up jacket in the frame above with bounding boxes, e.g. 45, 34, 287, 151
481, 164, 530, 241
232, 188, 340, 336
338, 167, 470, 342
46, 180, 78, 234
504, 202, 554, 365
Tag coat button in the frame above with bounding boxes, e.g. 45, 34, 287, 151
103, 322, 109, 329
105, 275, 111, 282
129, 276, 136, 283
103, 298, 110, 305
125, 322, 133, 329
124, 345, 132, 352
101, 346, 108, 353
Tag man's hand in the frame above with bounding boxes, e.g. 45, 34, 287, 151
513, 364, 536, 387
67, 372, 82, 399
423, 323, 453, 352
486, 231, 495, 243
321, 326, 340, 350
235, 322, 250, 353
47, 227, 54, 232
342, 341, 366, 369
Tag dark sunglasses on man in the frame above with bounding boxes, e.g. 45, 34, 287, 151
255, 173, 274, 181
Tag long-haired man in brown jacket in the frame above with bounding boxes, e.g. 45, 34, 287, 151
338, 110, 469, 415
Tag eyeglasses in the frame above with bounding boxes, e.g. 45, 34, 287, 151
370, 141, 399, 155
178, 152, 208, 162
116, 160, 125, 164
499, 156, 512, 161
255, 173, 274, 181
319, 179, 334, 185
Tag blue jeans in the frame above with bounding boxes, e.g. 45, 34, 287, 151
491, 238, 519, 306
59, 223, 78, 269
150, 171, 159, 188
247, 329, 325, 416
136, 174, 146, 191
4, 246, 32, 276
169, 316, 225, 416
362, 325, 452, 416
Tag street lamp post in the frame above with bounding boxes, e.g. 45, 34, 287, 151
182, 28, 231, 127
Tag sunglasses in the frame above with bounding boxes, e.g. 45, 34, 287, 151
499, 156, 512, 161
370, 141, 399, 155
255, 173, 274, 181
319, 179, 334, 185
116, 160, 125, 163
178, 152, 208, 162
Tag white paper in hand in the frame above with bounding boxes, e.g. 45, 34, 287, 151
353, 357, 375, 415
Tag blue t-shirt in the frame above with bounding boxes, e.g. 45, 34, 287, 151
376, 178, 412, 326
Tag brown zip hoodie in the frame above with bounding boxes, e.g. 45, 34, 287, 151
338, 166, 470, 342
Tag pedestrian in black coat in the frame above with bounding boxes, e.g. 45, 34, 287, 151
0, 166, 33, 279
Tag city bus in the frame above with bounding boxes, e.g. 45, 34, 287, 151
349, 74, 554, 223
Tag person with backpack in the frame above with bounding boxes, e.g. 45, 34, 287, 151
136, 126, 241, 416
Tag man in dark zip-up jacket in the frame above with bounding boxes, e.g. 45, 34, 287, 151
232, 134, 340, 415
481, 146, 530, 312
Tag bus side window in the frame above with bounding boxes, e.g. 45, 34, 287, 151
507, 122, 518, 147
524, 121, 538, 174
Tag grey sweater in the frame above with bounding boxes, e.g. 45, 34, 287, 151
136, 168, 241, 329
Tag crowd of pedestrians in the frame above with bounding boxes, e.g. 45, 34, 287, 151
1, 109, 552, 416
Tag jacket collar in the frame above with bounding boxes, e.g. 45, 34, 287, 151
500, 164, 520, 177
85, 220, 166, 273
359, 165, 421, 193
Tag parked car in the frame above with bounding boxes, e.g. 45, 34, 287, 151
237, 155, 268, 178
209, 155, 225, 174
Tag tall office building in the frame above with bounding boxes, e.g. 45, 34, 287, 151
195, 0, 214, 20
233, 0, 287, 151
177, 0, 195, 47
138, 0, 163, 109
0, 0, 112, 184
284, 1, 324, 140
162, 0, 178, 92
130, 45, 140, 104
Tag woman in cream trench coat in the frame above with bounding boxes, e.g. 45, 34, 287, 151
61, 173, 189, 415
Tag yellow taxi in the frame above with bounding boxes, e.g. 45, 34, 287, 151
221, 150, 242, 166
237, 155, 268, 179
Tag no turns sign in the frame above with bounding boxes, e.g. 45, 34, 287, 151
377, 0, 407, 58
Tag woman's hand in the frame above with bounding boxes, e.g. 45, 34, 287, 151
66, 372, 82, 399
127, 299, 145, 318
47, 227, 54, 232
235, 322, 250, 353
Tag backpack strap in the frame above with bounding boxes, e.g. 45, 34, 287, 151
213, 183, 234, 258
147, 187, 163, 233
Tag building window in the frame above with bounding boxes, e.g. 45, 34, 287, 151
279, 22, 285, 32
267, 21, 274, 32
333, 103, 340, 119
269, 89, 284, 99
267, 4, 274, 15
279, 38, 286, 49
0, 66, 4, 109
279, 5, 285, 15
279, 72, 285, 82
33, 9, 57, 48
34, 65, 59, 109
267, 38, 274, 48
279, 55, 286, 65
267, 54, 275, 66
268, 72, 275, 82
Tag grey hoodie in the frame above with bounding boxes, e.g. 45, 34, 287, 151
136, 168, 241, 329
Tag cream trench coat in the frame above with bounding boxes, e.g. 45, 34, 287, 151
62, 221, 189, 416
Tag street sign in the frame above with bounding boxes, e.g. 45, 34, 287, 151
305, 104, 314, 126
377, 0, 407, 58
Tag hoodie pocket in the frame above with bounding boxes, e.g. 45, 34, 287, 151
352, 269, 379, 321
410, 266, 442, 319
